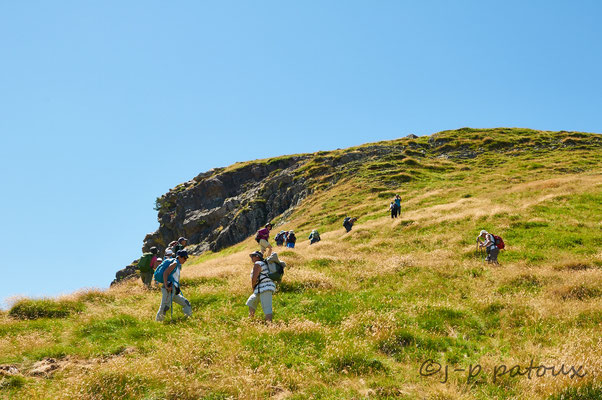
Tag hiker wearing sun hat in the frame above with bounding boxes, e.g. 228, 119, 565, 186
155, 250, 192, 321
477, 230, 501, 264
246, 251, 276, 322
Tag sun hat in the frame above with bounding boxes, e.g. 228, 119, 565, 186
249, 251, 264, 259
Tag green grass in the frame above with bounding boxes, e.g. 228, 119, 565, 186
8, 298, 85, 320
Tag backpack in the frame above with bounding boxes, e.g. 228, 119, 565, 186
275, 231, 285, 242
264, 253, 286, 282
287, 233, 296, 242
343, 217, 351, 226
255, 231, 261, 243
138, 253, 153, 273
492, 234, 505, 250
154, 258, 179, 285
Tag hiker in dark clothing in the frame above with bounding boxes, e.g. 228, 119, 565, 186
285, 230, 296, 248
173, 237, 188, 254
393, 195, 401, 218
274, 231, 286, 246
389, 202, 397, 219
309, 229, 321, 244
343, 217, 357, 233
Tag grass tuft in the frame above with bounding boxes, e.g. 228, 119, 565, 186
8, 298, 85, 320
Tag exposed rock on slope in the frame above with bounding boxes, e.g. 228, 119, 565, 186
143, 156, 312, 255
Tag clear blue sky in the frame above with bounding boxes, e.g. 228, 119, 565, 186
1, 1, 600, 307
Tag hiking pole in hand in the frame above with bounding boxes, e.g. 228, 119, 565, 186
170, 285, 173, 321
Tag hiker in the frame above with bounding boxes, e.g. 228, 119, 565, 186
274, 230, 286, 246
164, 248, 175, 259
285, 230, 296, 248
155, 250, 192, 321
255, 223, 273, 257
167, 240, 178, 253
477, 230, 500, 264
394, 195, 401, 218
309, 229, 321, 244
343, 217, 357, 233
389, 202, 396, 219
173, 237, 188, 254
138, 247, 159, 288
246, 251, 276, 322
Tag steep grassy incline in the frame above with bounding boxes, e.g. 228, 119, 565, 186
1, 128, 601, 400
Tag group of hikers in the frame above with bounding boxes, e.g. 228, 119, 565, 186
137, 195, 504, 322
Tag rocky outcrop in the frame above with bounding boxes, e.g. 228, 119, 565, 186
110, 260, 139, 286
143, 156, 313, 255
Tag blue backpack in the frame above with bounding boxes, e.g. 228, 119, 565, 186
154, 258, 180, 285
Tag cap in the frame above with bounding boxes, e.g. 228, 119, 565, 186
479, 230, 487, 236
265, 223, 272, 228
150, 246, 158, 254
289, 230, 294, 233
165, 249, 174, 256
178, 237, 188, 242
176, 250, 189, 258
249, 251, 263, 259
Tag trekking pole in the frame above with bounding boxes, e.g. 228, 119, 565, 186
170, 287, 173, 321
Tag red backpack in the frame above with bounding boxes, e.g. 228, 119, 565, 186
492, 234, 505, 250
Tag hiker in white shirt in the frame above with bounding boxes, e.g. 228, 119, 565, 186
246, 251, 276, 322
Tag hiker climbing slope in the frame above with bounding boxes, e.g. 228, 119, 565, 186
394, 194, 401, 218
154, 250, 192, 321
285, 230, 296, 248
309, 229, 321, 244
343, 217, 357, 233
255, 223, 273, 257
138, 246, 159, 288
246, 251, 276, 322
477, 230, 504, 265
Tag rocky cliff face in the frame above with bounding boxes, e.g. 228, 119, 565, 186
140, 142, 408, 256
142, 155, 313, 255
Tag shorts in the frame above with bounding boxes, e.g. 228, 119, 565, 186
246, 290, 274, 315
286, 242, 295, 248
259, 239, 271, 252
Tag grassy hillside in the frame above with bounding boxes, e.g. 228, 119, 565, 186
1, 128, 601, 399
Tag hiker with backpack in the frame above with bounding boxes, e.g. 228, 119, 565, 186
285, 230, 296, 248
274, 230, 286, 246
173, 237, 188, 254
154, 250, 193, 321
389, 202, 396, 219
343, 217, 357, 233
255, 223, 273, 257
138, 247, 160, 288
394, 195, 401, 218
246, 251, 276, 322
309, 229, 321, 244
477, 230, 504, 264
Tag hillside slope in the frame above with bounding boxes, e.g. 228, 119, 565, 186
2, 128, 601, 400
